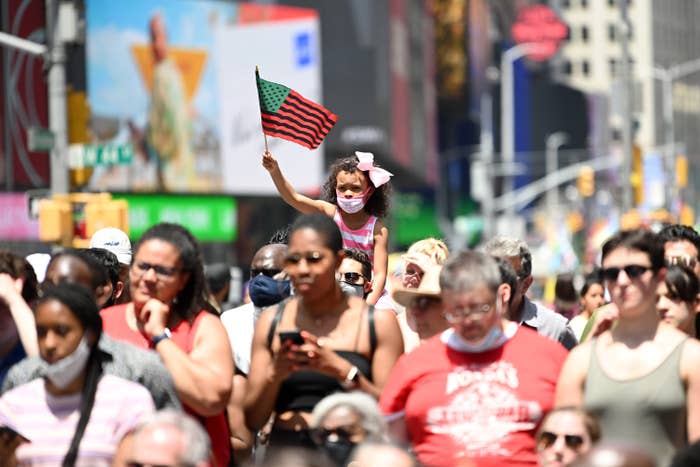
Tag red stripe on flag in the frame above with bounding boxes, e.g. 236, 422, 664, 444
262, 125, 316, 149
288, 90, 338, 125
279, 98, 335, 134
269, 107, 328, 142
261, 111, 322, 146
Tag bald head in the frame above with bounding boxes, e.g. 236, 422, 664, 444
44, 255, 93, 290
251, 244, 288, 277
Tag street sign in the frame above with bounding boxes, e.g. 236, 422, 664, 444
27, 127, 55, 152
67, 143, 134, 168
511, 4, 568, 61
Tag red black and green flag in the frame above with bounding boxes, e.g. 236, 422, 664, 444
255, 69, 338, 150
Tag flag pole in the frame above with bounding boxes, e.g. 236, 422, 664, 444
255, 66, 270, 153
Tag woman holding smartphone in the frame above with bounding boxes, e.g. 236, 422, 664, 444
244, 213, 403, 450
0, 283, 154, 466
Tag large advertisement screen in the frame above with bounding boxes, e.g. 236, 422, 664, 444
85, 1, 323, 194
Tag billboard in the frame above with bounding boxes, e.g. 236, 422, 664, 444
85, 1, 323, 194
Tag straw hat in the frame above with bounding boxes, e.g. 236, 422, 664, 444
392, 265, 442, 307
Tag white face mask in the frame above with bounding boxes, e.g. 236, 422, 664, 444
340, 281, 365, 298
44, 335, 92, 389
336, 187, 371, 214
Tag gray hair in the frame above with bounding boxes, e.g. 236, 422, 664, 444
310, 392, 388, 442
439, 250, 502, 294
482, 235, 532, 277
349, 441, 417, 467
132, 409, 211, 465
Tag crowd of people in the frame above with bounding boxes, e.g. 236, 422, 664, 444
2, 151, 700, 466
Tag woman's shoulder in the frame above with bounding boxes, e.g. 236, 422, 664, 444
0, 377, 44, 402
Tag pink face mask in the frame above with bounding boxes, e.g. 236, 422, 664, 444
336, 187, 372, 214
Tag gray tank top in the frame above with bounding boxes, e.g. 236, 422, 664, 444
584, 338, 688, 467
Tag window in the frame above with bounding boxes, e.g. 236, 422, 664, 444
608, 24, 616, 41
582, 60, 591, 76
562, 60, 573, 75
581, 25, 589, 42
609, 58, 618, 76
580, 0, 588, 7
561, 0, 570, 7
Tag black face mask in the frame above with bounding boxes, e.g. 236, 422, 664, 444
321, 438, 356, 466
248, 274, 291, 308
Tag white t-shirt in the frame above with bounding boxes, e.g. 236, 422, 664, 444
221, 302, 260, 375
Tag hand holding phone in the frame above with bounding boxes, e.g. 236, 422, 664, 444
278, 329, 304, 346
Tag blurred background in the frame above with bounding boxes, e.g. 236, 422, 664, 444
1, 0, 698, 302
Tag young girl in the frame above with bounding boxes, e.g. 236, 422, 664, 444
262, 150, 391, 304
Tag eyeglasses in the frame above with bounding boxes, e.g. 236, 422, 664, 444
126, 462, 195, 467
310, 426, 362, 445
340, 272, 365, 284
601, 264, 651, 281
284, 251, 324, 266
132, 261, 181, 280
443, 303, 493, 322
666, 255, 698, 269
537, 431, 585, 451
410, 296, 441, 311
251, 268, 282, 278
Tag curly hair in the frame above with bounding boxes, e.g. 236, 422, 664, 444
320, 155, 391, 219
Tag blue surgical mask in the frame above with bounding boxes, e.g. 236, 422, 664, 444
248, 274, 291, 308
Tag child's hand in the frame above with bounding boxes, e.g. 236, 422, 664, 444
262, 151, 279, 173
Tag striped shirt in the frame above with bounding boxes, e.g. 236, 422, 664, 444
0, 374, 155, 466
333, 209, 378, 263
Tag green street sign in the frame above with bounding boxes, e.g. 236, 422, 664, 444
67, 143, 134, 168
27, 127, 55, 152
114, 194, 237, 242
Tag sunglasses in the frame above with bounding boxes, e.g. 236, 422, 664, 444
537, 431, 585, 451
410, 296, 441, 311
666, 255, 698, 269
132, 261, 181, 280
284, 251, 324, 266
310, 426, 361, 445
340, 272, 365, 284
251, 268, 282, 278
601, 264, 650, 281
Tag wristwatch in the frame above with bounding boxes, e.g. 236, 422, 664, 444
151, 328, 172, 347
340, 365, 360, 390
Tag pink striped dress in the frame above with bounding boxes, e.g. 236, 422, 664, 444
333, 209, 378, 264
0, 374, 155, 466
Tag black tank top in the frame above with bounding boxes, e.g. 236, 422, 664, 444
266, 301, 377, 413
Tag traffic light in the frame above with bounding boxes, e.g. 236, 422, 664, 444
38, 193, 129, 248
631, 144, 643, 205
577, 166, 595, 197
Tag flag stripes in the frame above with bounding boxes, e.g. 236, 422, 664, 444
256, 70, 337, 150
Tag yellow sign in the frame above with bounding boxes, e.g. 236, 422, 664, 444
131, 45, 208, 103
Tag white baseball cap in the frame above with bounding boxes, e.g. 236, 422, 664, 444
89, 227, 132, 265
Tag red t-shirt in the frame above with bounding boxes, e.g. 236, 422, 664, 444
100, 304, 231, 467
379, 326, 567, 467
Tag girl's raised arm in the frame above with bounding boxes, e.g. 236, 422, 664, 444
262, 151, 335, 216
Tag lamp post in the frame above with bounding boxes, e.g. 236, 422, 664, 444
500, 42, 545, 219
545, 132, 568, 214
651, 58, 700, 212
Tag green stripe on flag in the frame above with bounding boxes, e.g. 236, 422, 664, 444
257, 76, 291, 113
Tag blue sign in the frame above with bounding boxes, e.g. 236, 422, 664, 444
295, 31, 312, 67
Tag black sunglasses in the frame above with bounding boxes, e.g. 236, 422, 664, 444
410, 296, 441, 311
284, 251, 324, 266
601, 264, 650, 281
251, 268, 282, 279
537, 431, 585, 451
341, 272, 365, 284
310, 427, 357, 445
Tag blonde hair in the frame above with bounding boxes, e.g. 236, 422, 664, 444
406, 238, 449, 265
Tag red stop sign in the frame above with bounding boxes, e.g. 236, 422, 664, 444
511, 4, 568, 61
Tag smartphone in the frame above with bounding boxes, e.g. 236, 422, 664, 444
278, 329, 304, 346
0, 425, 30, 443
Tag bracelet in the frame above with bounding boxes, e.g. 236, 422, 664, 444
151, 328, 172, 347
340, 365, 360, 390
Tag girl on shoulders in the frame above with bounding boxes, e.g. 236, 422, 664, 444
263, 151, 392, 304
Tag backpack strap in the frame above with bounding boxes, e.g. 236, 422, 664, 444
368, 305, 377, 355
